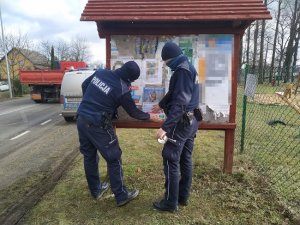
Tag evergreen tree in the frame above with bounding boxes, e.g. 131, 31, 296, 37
50, 46, 55, 69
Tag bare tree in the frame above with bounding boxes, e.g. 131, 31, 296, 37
292, 16, 300, 79
36, 40, 53, 64
246, 25, 252, 64
263, 36, 270, 80
36, 36, 92, 63
0, 31, 41, 95
56, 39, 71, 61
276, 17, 290, 78
0, 31, 33, 80
282, 0, 300, 82
37, 39, 70, 61
258, 19, 266, 83
252, 21, 260, 71
69, 36, 91, 62
269, 0, 283, 82
258, 0, 269, 84
241, 0, 300, 85
238, 35, 243, 84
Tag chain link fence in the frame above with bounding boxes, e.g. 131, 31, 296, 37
235, 65, 300, 216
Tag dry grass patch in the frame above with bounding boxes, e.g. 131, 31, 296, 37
19, 129, 291, 225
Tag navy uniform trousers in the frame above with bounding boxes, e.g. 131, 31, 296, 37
162, 116, 199, 207
76, 115, 128, 203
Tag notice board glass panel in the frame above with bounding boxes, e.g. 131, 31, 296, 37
111, 35, 233, 123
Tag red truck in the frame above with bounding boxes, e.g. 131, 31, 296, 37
20, 61, 87, 103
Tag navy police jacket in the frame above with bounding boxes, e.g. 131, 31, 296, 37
77, 68, 150, 125
159, 56, 200, 133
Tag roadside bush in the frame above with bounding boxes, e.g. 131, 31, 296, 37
12, 79, 29, 96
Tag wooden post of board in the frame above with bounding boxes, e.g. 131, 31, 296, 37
222, 33, 241, 173
105, 36, 111, 69
224, 129, 235, 173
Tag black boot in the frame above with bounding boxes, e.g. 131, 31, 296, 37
178, 199, 189, 206
153, 199, 178, 213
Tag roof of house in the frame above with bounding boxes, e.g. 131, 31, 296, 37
81, 0, 272, 22
19, 48, 49, 69
0, 48, 49, 69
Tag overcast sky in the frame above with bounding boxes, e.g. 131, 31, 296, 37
1, 0, 106, 64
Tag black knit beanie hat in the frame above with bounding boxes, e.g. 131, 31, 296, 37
161, 42, 183, 61
118, 61, 140, 82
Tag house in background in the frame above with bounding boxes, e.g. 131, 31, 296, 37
0, 48, 49, 81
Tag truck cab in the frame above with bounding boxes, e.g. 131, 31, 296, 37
60, 68, 95, 122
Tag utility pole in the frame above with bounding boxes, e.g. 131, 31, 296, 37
0, 6, 13, 98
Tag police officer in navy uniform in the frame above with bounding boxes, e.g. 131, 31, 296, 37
152, 42, 201, 212
77, 61, 159, 207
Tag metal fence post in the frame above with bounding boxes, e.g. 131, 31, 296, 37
240, 64, 249, 153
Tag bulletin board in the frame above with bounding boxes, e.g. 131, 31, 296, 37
111, 34, 233, 123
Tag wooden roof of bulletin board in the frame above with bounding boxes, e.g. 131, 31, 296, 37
81, 0, 272, 36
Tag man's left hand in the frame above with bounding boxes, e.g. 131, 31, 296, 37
156, 128, 166, 140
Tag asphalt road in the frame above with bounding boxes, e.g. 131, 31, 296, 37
0, 98, 60, 156
0, 98, 79, 189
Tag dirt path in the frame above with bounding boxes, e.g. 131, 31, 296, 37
0, 121, 80, 225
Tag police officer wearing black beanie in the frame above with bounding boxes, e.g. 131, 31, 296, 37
153, 42, 200, 212
77, 61, 159, 207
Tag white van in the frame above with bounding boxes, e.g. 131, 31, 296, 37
60, 69, 95, 122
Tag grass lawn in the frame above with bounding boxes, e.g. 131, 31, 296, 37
236, 84, 300, 214
0, 91, 30, 101
0, 91, 10, 100
19, 129, 290, 225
